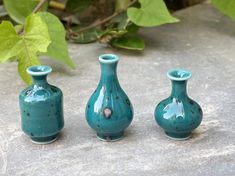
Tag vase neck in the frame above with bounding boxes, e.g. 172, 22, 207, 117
27, 65, 52, 87
171, 80, 188, 98
32, 75, 49, 87
99, 62, 119, 84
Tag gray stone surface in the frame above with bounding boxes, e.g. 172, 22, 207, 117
0, 3, 235, 176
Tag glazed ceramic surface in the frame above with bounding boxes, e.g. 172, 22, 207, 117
155, 69, 203, 140
86, 54, 133, 141
19, 65, 64, 144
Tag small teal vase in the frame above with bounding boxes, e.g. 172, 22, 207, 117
85, 54, 133, 141
154, 69, 203, 140
19, 65, 64, 144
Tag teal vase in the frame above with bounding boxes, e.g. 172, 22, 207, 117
154, 69, 203, 140
19, 65, 64, 144
85, 54, 133, 141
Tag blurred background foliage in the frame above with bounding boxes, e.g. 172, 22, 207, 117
0, 0, 206, 51
0, 0, 234, 84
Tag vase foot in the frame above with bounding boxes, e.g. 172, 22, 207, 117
97, 131, 124, 142
165, 132, 191, 141
30, 134, 59, 144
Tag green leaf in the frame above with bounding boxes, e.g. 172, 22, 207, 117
0, 21, 21, 63
66, 0, 93, 13
18, 50, 41, 84
70, 28, 99, 44
110, 35, 145, 50
3, 0, 47, 24
37, 12, 76, 69
127, 0, 179, 27
212, 0, 235, 20
126, 23, 139, 33
111, 13, 130, 30
0, 14, 51, 84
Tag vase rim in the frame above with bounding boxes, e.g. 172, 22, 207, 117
99, 54, 119, 64
27, 65, 52, 76
167, 69, 192, 81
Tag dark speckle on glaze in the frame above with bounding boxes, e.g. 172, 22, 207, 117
51, 87, 57, 93
126, 99, 130, 106
27, 113, 30, 116
198, 107, 202, 113
189, 99, 194, 105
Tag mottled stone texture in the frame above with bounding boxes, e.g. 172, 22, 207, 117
0, 3, 234, 176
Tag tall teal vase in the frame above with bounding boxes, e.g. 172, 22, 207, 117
85, 54, 133, 141
154, 69, 203, 140
19, 65, 64, 144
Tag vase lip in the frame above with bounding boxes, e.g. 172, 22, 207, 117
167, 68, 192, 81
27, 65, 52, 76
99, 54, 119, 64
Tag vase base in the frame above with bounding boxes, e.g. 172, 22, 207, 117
97, 131, 124, 142
165, 132, 191, 141
30, 134, 58, 145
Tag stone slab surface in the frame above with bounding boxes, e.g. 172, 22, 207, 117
0, 3, 235, 176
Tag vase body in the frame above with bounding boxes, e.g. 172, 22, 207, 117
86, 54, 133, 141
155, 69, 202, 140
19, 65, 64, 144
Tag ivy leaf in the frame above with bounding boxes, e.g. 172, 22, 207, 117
0, 21, 21, 63
127, 0, 179, 27
3, 0, 47, 24
212, 0, 235, 20
38, 12, 76, 69
66, 0, 93, 13
110, 35, 145, 50
0, 14, 51, 84
126, 23, 139, 33
18, 50, 41, 85
111, 13, 130, 30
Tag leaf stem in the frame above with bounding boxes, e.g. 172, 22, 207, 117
17, 0, 48, 35
75, 0, 138, 33
33, 0, 48, 13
